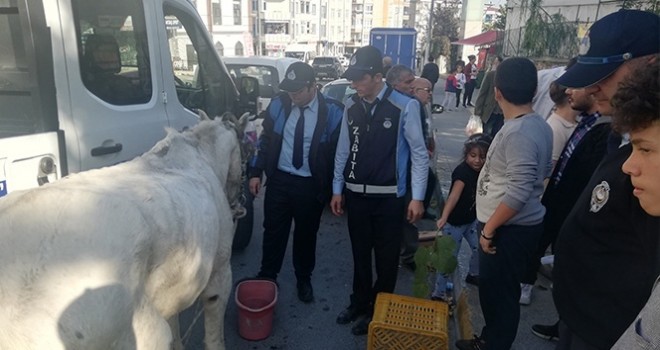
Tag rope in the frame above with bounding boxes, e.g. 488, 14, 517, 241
181, 302, 205, 346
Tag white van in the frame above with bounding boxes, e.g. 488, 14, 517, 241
284, 44, 317, 65
0, 0, 256, 249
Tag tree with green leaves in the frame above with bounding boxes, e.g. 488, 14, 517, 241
518, 0, 578, 59
430, 4, 461, 72
517, 0, 658, 59
621, 0, 659, 14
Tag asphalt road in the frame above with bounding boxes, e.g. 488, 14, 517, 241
179, 84, 559, 350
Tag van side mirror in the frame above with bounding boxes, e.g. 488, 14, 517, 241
238, 76, 259, 116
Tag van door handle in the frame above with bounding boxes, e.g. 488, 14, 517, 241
91, 143, 123, 156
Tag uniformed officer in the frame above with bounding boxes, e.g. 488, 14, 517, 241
249, 62, 344, 303
330, 46, 429, 335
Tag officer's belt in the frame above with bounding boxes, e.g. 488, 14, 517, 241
345, 183, 397, 195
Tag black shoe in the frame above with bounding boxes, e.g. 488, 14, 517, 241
297, 280, 314, 303
255, 271, 277, 280
248, 274, 278, 287
463, 104, 467, 108
465, 274, 479, 286
351, 315, 372, 335
455, 335, 487, 350
336, 305, 365, 324
532, 322, 559, 341
467, 103, 474, 107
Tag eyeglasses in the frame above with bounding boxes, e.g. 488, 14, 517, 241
415, 87, 432, 93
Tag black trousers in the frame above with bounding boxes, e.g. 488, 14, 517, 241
345, 191, 405, 314
259, 170, 324, 281
557, 320, 601, 350
478, 222, 542, 350
484, 112, 504, 137
463, 80, 476, 105
521, 218, 557, 285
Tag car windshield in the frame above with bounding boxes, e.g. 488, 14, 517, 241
313, 57, 334, 65
321, 82, 355, 103
226, 64, 279, 98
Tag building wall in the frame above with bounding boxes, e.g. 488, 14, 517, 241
459, 0, 485, 60
503, 0, 623, 58
195, 0, 252, 57
505, 0, 622, 30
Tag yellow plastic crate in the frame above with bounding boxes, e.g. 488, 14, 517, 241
368, 293, 449, 350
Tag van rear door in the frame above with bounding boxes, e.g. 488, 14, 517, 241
0, 0, 62, 197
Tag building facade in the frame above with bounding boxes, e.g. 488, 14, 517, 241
192, 0, 253, 57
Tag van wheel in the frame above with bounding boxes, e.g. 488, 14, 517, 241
232, 182, 254, 251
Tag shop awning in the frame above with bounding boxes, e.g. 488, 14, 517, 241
451, 30, 499, 46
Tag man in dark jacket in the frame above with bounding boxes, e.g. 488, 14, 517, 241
331, 45, 429, 336
551, 10, 660, 349
521, 86, 612, 309
421, 56, 440, 91
249, 62, 344, 303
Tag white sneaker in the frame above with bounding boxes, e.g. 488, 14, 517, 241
519, 283, 533, 305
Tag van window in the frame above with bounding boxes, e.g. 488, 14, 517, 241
0, 0, 57, 138
163, 4, 237, 117
73, 0, 152, 105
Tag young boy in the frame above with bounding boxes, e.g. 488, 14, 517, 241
456, 57, 553, 350
611, 52, 660, 350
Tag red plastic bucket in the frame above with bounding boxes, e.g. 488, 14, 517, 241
235, 279, 278, 341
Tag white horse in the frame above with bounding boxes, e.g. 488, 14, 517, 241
0, 113, 248, 350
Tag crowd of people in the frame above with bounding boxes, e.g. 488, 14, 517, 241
245, 8, 659, 350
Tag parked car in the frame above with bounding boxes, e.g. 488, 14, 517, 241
223, 56, 300, 116
312, 56, 344, 80
320, 78, 355, 104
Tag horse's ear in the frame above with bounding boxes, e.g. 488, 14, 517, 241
198, 109, 211, 121
235, 112, 250, 137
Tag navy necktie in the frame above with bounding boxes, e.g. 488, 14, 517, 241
292, 106, 306, 169
363, 98, 379, 115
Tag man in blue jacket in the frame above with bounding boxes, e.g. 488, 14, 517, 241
249, 62, 344, 303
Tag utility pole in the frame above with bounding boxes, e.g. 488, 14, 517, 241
361, 0, 366, 45
206, 0, 213, 35
255, 0, 262, 55
319, 0, 323, 55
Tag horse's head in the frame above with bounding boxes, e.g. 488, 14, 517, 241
194, 111, 249, 219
